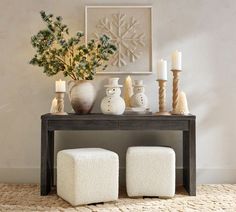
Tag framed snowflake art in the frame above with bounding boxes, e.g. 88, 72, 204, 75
85, 6, 153, 74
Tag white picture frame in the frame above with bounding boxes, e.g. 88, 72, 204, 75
85, 5, 153, 74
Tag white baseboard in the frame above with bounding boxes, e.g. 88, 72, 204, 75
196, 168, 236, 184
0, 168, 235, 184
0, 168, 40, 184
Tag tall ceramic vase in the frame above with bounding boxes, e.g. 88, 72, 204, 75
68, 80, 96, 114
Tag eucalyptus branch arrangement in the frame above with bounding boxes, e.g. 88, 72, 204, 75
30, 11, 117, 80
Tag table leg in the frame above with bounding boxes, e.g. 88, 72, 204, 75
183, 119, 196, 196
41, 119, 54, 196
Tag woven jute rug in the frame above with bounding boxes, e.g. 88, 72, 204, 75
0, 184, 236, 211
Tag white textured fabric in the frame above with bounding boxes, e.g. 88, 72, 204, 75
57, 148, 119, 206
126, 146, 175, 198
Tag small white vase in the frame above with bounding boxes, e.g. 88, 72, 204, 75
68, 80, 96, 114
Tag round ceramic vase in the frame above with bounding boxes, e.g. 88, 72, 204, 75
68, 80, 96, 114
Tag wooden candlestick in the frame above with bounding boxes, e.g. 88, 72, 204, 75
53, 92, 67, 115
171, 69, 181, 114
156, 80, 170, 115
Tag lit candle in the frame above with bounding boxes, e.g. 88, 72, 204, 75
157, 59, 167, 80
171, 50, 182, 70
124, 75, 133, 107
55, 79, 66, 92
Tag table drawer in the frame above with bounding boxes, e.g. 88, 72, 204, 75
48, 120, 119, 130
118, 120, 189, 130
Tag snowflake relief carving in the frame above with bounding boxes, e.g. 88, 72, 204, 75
94, 13, 146, 67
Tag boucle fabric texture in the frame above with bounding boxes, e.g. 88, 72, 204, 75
0, 184, 236, 211
126, 146, 175, 197
57, 148, 119, 206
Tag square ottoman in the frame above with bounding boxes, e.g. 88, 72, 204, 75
126, 146, 175, 198
57, 148, 119, 206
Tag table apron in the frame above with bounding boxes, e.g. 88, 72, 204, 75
47, 120, 189, 131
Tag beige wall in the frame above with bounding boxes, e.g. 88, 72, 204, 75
0, 0, 236, 184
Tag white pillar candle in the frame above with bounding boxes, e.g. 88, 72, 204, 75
171, 50, 182, 70
55, 79, 66, 92
157, 59, 167, 80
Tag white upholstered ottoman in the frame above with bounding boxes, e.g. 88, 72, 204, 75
126, 146, 175, 198
57, 148, 119, 206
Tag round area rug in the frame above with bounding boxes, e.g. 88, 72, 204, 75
0, 184, 236, 211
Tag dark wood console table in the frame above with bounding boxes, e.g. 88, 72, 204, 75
41, 113, 196, 196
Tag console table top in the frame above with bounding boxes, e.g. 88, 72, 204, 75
41, 113, 196, 121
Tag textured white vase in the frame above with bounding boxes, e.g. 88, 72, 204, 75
68, 80, 96, 114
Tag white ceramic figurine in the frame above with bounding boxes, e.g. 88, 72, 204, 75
130, 80, 148, 108
101, 78, 125, 115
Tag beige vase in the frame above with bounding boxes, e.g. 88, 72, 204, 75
68, 80, 96, 114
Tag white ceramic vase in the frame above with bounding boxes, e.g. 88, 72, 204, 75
68, 80, 96, 114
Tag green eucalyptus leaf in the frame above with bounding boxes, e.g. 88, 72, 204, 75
30, 11, 117, 80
